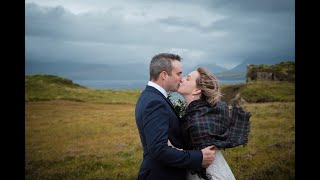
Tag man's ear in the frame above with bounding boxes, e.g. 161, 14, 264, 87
160, 71, 168, 80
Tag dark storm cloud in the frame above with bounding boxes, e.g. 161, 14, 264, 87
25, 0, 294, 69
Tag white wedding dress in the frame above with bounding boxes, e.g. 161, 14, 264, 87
186, 149, 236, 180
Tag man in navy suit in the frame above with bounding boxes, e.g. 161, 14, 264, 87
135, 53, 216, 180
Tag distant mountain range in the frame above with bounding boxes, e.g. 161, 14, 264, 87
229, 56, 295, 72
215, 56, 295, 80
26, 57, 294, 81
182, 56, 295, 80
25, 61, 149, 80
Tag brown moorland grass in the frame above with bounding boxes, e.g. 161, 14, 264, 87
26, 100, 142, 180
26, 100, 294, 180
223, 102, 295, 179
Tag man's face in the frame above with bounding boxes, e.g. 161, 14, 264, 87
165, 60, 182, 92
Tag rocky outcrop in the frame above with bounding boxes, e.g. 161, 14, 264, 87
246, 61, 295, 82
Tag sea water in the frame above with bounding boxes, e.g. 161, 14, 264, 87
73, 79, 246, 90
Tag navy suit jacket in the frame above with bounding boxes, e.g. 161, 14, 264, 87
135, 86, 202, 180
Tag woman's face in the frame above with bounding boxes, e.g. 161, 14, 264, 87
177, 70, 200, 96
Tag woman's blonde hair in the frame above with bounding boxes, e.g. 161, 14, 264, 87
196, 67, 222, 106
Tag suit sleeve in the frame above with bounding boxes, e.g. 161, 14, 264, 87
142, 99, 202, 170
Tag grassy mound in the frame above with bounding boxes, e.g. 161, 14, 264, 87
221, 80, 294, 104
25, 74, 140, 104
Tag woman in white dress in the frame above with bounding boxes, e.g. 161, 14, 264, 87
172, 67, 250, 180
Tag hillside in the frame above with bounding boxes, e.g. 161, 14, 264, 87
26, 58, 295, 84
220, 81, 294, 104
26, 74, 294, 105
219, 61, 295, 104
25, 74, 141, 104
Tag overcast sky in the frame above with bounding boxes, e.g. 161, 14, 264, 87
25, 0, 295, 69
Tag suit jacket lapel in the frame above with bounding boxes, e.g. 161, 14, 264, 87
164, 95, 180, 117
146, 86, 179, 117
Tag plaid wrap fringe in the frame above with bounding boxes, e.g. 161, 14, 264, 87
227, 101, 251, 148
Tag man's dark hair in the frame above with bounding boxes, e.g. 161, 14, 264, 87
149, 53, 182, 81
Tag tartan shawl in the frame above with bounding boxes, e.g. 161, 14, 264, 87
180, 99, 250, 150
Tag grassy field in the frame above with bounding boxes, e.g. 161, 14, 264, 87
26, 101, 142, 179
25, 75, 295, 179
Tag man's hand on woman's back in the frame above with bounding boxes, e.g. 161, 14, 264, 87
201, 145, 216, 168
